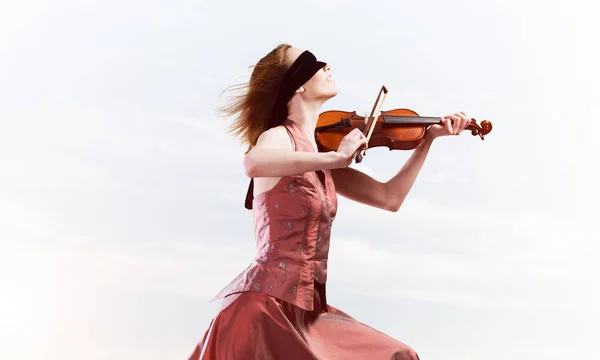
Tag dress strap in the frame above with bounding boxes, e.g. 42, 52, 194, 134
244, 178, 254, 210
243, 120, 297, 210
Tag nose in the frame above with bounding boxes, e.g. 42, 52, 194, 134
324, 63, 331, 71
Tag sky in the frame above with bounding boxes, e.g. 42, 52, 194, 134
0, 0, 598, 359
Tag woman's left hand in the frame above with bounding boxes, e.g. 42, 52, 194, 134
425, 112, 472, 141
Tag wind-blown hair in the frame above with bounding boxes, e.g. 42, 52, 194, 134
219, 43, 292, 153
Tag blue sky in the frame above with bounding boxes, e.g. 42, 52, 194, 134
1, 0, 598, 359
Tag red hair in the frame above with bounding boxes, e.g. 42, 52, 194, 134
219, 43, 292, 152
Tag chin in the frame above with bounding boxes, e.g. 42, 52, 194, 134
326, 86, 340, 98
319, 92, 338, 103
314, 85, 339, 102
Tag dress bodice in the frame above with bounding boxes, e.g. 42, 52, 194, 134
212, 119, 338, 311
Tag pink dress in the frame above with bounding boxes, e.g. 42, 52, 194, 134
188, 119, 420, 359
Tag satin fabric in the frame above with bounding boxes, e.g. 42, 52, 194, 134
188, 119, 420, 359
188, 282, 419, 360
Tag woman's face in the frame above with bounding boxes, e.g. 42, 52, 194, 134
286, 47, 339, 102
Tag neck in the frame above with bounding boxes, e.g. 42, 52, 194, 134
286, 98, 324, 135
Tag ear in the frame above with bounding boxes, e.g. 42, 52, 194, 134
295, 86, 305, 94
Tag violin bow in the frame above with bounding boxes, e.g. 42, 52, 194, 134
354, 85, 388, 163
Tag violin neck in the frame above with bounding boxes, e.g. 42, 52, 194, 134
382, 115, 441, 125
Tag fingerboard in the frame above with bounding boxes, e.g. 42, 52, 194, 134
382, 115, 440, 125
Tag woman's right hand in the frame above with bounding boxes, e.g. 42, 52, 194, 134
336, 128, 368, 167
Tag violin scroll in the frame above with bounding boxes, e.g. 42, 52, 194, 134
467, 118, 493, 140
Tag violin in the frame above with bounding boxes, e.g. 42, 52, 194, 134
314, 86, 493, 162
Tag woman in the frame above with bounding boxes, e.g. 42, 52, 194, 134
188, 44, 472, 359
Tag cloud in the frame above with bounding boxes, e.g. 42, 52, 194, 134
426, 171, 469, 183
324, 185, 600, 310
328, 211, 598, 310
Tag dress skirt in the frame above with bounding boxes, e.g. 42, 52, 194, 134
187, 282, 420, 360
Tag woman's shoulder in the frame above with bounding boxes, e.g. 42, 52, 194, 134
254, 125, 294, 151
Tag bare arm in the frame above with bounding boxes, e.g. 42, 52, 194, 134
243, 126, 349, 178
331, 137, 434, 212
331, 112, 472, 212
